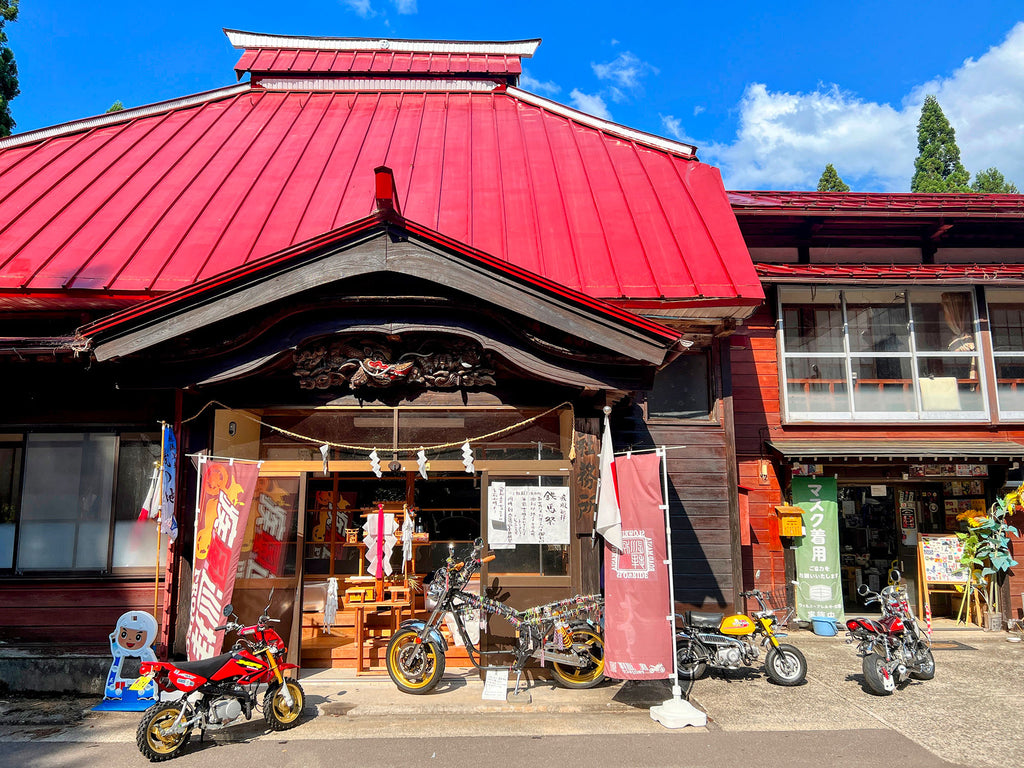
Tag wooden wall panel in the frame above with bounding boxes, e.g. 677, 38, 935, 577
617, 407, 735, 611
0, 580, 161, 653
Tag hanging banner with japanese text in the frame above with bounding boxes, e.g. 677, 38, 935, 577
186, 460, 260, 660
792, 477, 844, 623
604, 452, 672, 680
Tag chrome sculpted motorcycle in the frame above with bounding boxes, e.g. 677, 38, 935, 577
845, 573, 934, 695
675, 589, 807, 685
134, 595, 304, 761
386, 538, 605, 696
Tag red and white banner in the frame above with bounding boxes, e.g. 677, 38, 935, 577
603, 452, 673, 680
186, 460, 260, 660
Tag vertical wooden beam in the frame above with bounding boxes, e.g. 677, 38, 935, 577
717, 338, 745, 610
572, 416, 601, 595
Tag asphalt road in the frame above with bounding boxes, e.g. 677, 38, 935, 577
0, 716, 969, 768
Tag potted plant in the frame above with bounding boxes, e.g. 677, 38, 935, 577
957, 487, 1021, 630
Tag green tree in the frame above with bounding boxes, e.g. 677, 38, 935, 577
106, 100, 125, 113
0, 0, 19, 138
817, 163, 850, 192
911, 95, 971, 193
971, 167, 1019, 194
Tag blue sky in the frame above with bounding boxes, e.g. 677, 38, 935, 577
6, 2, 1024, 191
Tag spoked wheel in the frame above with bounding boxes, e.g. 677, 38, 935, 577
136, 701, 191, 762
910, 647, 935, 680
764, 644, 807, 686
386, 628, 446, 694
264, 680, 305, 730
862, 652, 895, 695
551, 625, 605, 689
675, 637, 708, 681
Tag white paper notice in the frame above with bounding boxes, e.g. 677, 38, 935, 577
487, 485, 569, 546
482, 668, 509, 701
869, 485, 887, 498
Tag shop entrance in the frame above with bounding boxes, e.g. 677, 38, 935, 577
298, 471, 481, 670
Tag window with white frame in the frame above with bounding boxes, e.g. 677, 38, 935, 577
779, 287, 986, 421
986, 288, 1024, 419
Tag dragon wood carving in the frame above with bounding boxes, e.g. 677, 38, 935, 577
293, 338, 497, 390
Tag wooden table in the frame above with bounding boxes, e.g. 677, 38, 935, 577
353, 600, 414, 674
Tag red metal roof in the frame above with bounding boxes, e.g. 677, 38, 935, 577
757, 263, 1024, 282
0, 80, 760, 309
729, 190, 1024, 217
235, 49, 523, 79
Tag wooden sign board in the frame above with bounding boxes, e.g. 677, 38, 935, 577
918, 535, 969, 584
917, 534, 971, 622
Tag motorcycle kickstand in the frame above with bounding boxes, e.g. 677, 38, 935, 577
507, 668, 532, 705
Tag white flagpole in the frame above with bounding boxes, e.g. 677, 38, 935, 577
650, 445, 707, 729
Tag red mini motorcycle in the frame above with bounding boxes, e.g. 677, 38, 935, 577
134, 595, 305, 761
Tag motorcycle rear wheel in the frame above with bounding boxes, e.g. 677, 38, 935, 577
136, 701, 191, 762
675, 637, 708, 681
910, 647, 935, 680
550, 625, 605, 689
264, 680, 305, 730
764, 644, 807, 686
862, 652, 895, 695
386, 628, 446, 694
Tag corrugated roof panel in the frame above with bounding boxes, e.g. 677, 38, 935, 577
730, 190, 1024, 215
234, 48, 523, 77
0, 85, 761, 305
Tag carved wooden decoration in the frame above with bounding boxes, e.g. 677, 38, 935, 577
293, 337, 496, 390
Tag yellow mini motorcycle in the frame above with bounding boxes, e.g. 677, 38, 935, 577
675, 589, 806, 686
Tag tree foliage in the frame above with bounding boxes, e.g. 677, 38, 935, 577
971, 167, 1019, 194
911, 95, 971, 193
0, 0, 19, 137
817, 163, 850, 192
106, 100, 125, 113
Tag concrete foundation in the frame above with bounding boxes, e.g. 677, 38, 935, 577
0, 650, 107, 695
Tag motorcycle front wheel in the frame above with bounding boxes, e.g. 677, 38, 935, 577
862, 652, 895, 695
264, 680, 305, 730
764, 643, 807, 686
910, 647, 935, 680
136, 701, 191, 762
386, 628, 446, 694
550, 625, 605, 689
675, 637, 708, 681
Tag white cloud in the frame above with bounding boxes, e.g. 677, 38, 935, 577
660, 114, 686, 141
592, 52, 658, 90
693, 105, 705, 116
520, 71, 561, 96
393, 0, 417, 12
344, 0, 376, 17
570, 89, 613, 121
704, 21, 1024, 191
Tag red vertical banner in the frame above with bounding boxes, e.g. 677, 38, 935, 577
604, 452, 673, 679
186, 460, 260, 661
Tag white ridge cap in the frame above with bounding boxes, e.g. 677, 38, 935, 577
225, 29, 541, 57
507, 86, 698, 158
258, 78, 501, 92
0, 84, 252, 150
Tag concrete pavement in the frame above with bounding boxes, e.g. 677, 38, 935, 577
1, 621, 1021, 768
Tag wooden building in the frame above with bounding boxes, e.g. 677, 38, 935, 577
729, 191, 1024, 625
0, 31, 761, 677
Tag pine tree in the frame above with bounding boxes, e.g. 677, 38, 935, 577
817, 163, 850, 192
971, 167, 1019, 194
0, 0, 19, 138
911, 95, 971, 193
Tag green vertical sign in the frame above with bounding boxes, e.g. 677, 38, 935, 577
792, 477, 845, 622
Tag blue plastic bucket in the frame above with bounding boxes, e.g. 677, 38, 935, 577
811, 616, 838, 636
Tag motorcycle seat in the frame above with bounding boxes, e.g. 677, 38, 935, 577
686, 611, 724, 629
173, 653, 235, 678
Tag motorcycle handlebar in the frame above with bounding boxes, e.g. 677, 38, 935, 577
480, 553, 496, 564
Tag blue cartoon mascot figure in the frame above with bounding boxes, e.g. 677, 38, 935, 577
104, 610, 158, 704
